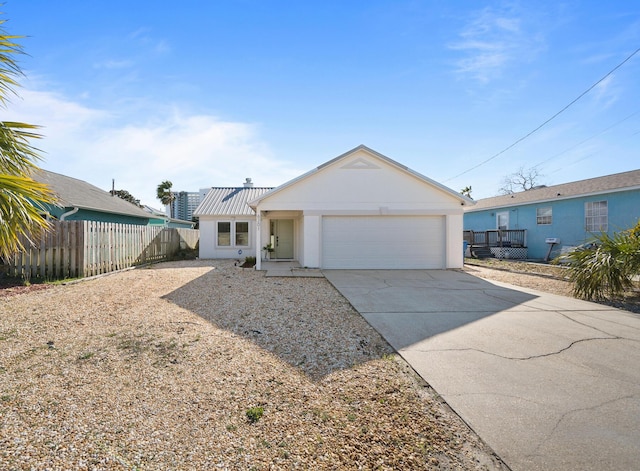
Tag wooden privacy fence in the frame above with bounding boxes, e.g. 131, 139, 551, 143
5, 221, 199, 280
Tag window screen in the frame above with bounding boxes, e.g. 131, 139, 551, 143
217, 222, 231, 246
536, 207, 552, 225
585, 201, 607, 232
235, 222, 249, 246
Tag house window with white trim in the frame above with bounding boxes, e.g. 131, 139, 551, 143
217, 221, 250, 247
235, 222, 249, 246
217, 222, 231, 246
536, 207, 552, 225
585, 201, 608, 232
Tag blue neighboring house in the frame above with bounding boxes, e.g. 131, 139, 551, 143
464, 169, 640, 260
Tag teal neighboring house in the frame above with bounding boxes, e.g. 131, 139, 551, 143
34, 169, 194, 228
464, 169, 640, 260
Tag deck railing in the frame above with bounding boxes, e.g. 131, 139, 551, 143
463, 229, 526, 248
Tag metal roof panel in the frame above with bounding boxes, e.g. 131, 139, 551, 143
194, 187, 274, 216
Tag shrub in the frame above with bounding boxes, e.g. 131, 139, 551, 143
246, 406, 264, 423
245, 256, 256, 266
559, 221, 640, 300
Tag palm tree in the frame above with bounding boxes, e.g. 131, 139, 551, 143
559, 221, 640, 300
0, 19, 57, 260
156, 180, 175, 218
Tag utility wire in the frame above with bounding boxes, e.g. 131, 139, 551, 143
533, 110, 639, 167
445, 47, 640, 182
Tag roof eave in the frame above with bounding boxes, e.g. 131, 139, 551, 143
466, 185, 640, 212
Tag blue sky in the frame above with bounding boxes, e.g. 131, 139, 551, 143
4, 1, 639, 207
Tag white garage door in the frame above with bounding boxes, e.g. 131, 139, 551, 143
322, 216, 445, 269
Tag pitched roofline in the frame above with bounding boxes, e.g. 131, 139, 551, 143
37, 168, 152, 219
249, 145, 474, 208
466, 169, 640, 212
466, 185, 640, 212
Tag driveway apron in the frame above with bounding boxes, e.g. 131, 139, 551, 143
323, 269, 640, 471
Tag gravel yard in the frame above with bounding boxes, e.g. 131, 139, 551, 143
1, 260, 505, 470
464, 258, 640, 314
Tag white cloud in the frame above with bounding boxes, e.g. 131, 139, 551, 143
591, 74, 620, 108
450, 4, 544, 84
6, 87, 301, 207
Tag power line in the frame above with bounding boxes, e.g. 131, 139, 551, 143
445, 46, 640, 182
533, 110, 639, 167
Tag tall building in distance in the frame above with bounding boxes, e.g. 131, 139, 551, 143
171, 190, 208, 222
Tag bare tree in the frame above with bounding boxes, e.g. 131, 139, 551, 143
499, 166, 544, 194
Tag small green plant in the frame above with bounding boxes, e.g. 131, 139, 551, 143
244, 256, 256, 266
246, 406, 264, 423
78, 351, 95, 360
262, 243, 274, 253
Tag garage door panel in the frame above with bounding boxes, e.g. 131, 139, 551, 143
322, 216, 445, 269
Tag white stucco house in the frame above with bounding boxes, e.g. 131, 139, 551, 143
194, 179, 274, 259
195, 145, 474, 269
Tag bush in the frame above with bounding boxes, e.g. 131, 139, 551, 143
246, 406, 264, 423
559, 221, 640, 300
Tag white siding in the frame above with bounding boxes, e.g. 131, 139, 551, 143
322, 216, 445, 269
198, 216, 258, 259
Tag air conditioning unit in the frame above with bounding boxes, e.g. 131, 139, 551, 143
545, 238, 560, 244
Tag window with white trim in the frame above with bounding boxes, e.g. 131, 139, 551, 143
585, 201, 608, 232
217, 221, 250, 247
536, 207, 552, 225
217, 222, 231, 246
235, 222, 249, 246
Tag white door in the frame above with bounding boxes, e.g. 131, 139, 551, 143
497, 211, 509, 230
322, 216, 445, 269
271, 219, 294, 259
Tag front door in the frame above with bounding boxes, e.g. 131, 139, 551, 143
271, 219, 294, 259
497, 211, 509, 230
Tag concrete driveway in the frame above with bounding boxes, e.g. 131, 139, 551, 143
323, 269, 640, 471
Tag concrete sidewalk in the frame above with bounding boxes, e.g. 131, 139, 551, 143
324, 269, 640, 471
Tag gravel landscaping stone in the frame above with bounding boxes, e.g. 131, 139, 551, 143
1, 260, 506, 470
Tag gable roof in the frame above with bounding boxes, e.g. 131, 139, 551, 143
468, 169, 640, 211
249, 144, 474, 207
35, 169, 152, 219
194, 186, 274, 216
